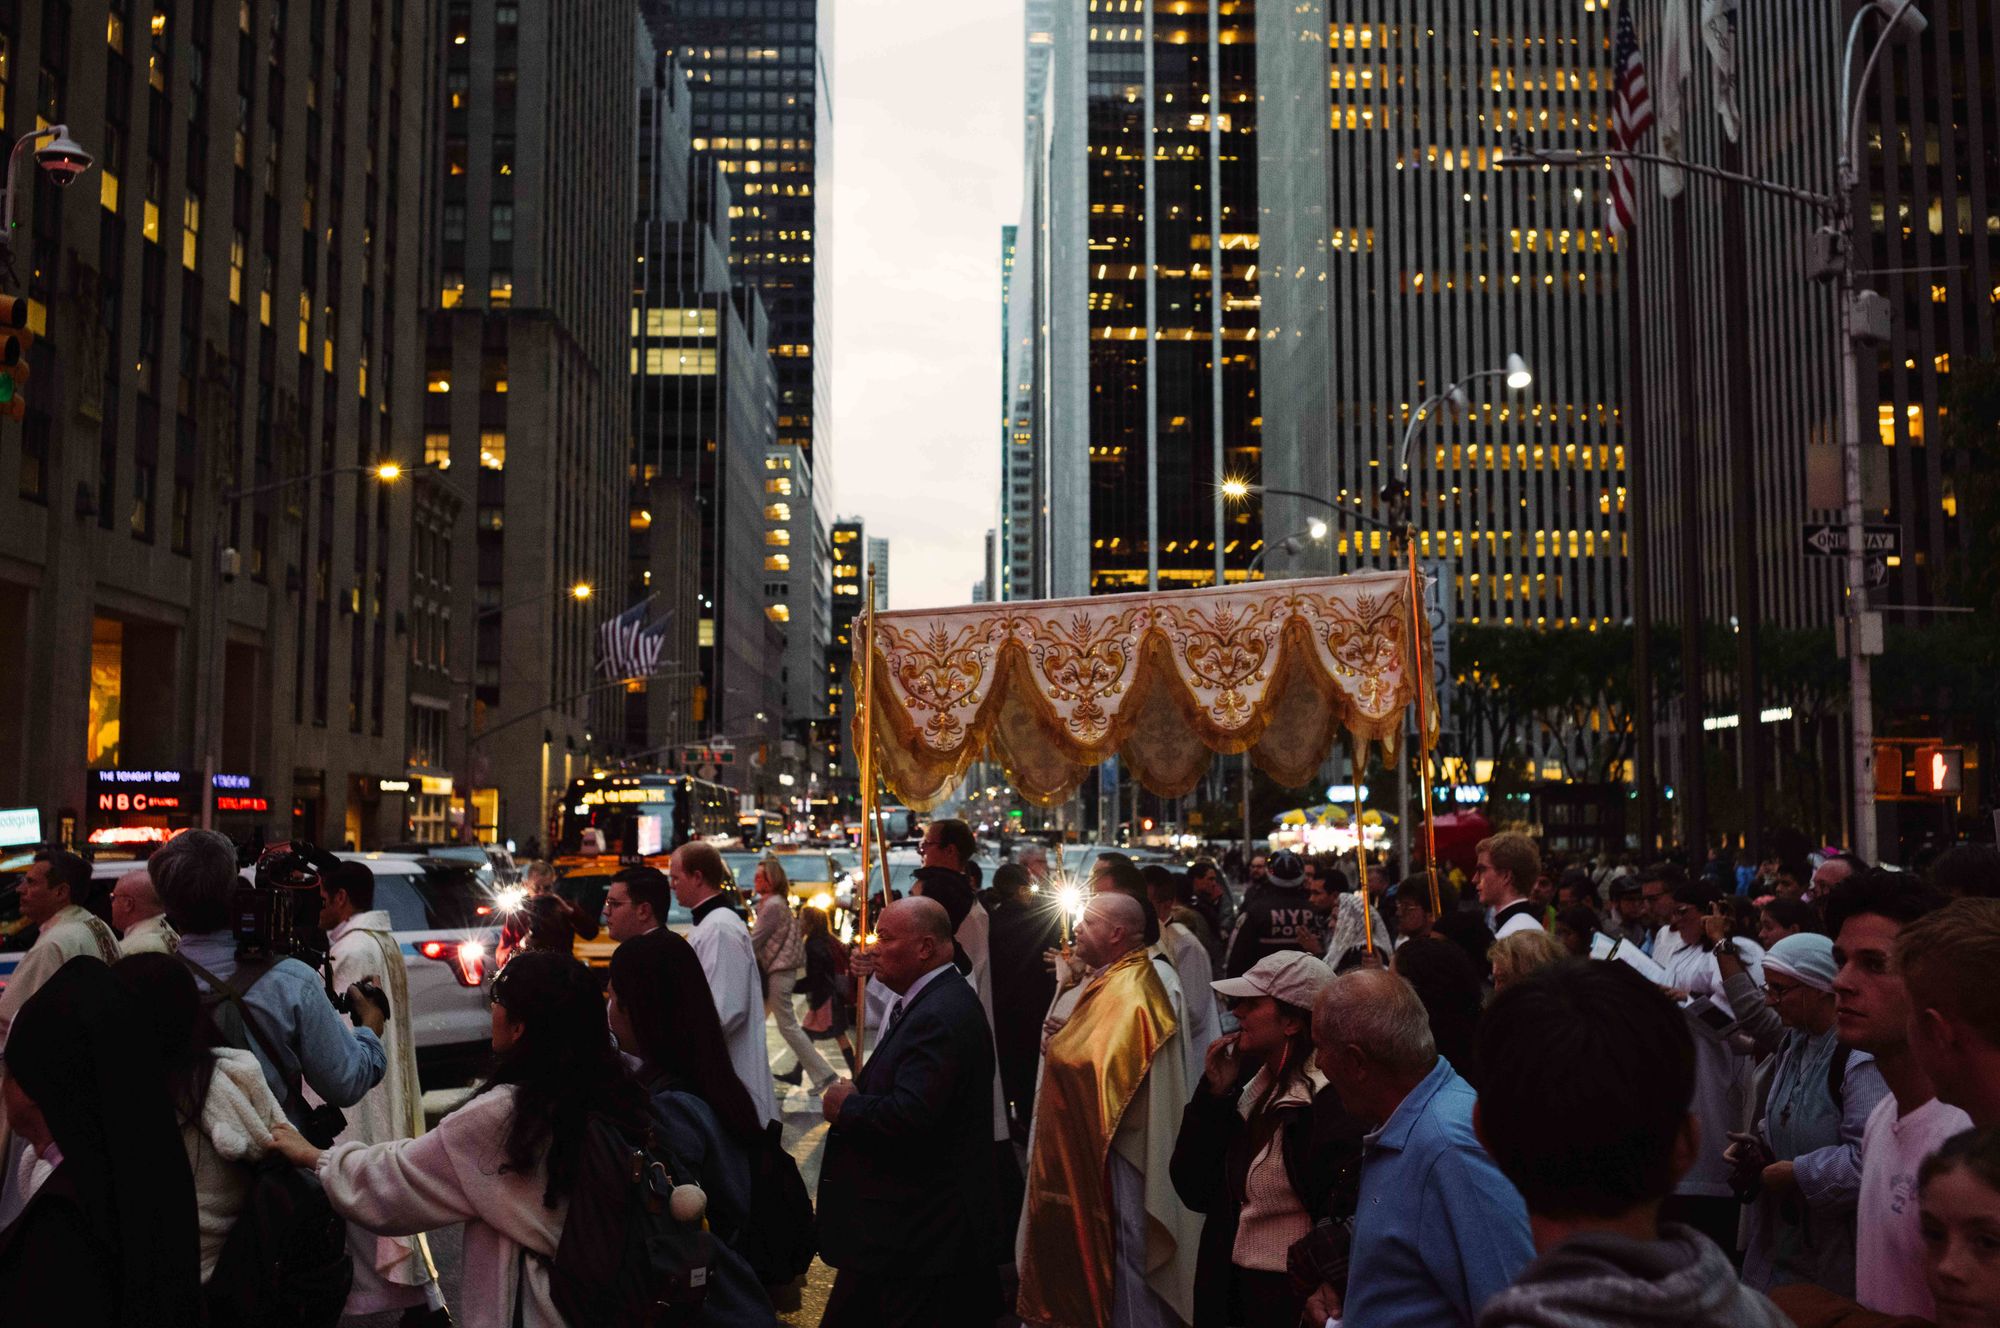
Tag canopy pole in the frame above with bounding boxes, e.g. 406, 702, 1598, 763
854, 565, 880, 1071
1406, 535, 1443, 917
1353, 740, 1374, 955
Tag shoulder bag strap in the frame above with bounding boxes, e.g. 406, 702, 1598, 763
177, 952, 311, 1118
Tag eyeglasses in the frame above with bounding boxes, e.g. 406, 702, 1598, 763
1764, 979, 1805, 1002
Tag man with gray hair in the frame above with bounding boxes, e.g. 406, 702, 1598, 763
153, 830, 386, 1135
1305, 968, 1531, 1327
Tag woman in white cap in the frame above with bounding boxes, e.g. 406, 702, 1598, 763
1719, 930, 1892, 1297
1167, 951, 1367, 1328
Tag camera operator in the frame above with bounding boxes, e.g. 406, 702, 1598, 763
151, 829, 386, 1132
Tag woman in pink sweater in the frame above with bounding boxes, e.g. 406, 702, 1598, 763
271, 953, 653, 1325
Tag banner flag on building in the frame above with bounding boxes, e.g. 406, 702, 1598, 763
1656, 0, 1691, 198
596, 596, 670, 681
1701, 0, 1741, 143
1609, 0, 1656, 236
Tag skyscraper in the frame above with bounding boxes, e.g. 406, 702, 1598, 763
629, 37, 784, 792
641, 0, 832, 742
1625, 1, 1999, 854
427, 0, 635, 841
1257, 3, 1627, 629
0, 0, 433, 848
1018, 0, 1262, 597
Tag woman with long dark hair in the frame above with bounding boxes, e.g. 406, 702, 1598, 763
112, 952, 287, 1283
269, 951, 653, 1324
0, 955, 203, 1325
1169, 952, 1366, 1328
608, 928, 765, 1236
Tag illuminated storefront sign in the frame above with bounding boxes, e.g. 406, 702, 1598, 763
379, 779, 413, 793
0, 806, 40, 847
86, 771, 263, 818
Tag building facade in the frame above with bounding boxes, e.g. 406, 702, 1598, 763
1015, 0, 1263, 598
641, 0, 832, 748
630, 38, 784, 796
1628, 0, 2000, 851
424, 0, 635, 845
1257, 2, 1627, 628
0, 0, 433, 850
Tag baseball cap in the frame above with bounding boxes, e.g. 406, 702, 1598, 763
1212, 950, 1333, 1009
1266, 850, 1306, 888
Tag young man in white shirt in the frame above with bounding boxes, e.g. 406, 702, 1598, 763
1825, 871, 1966, 1319
1898, 897, 2000, 1130
1474, 832, 1543, 940
670, 841, 780, 1125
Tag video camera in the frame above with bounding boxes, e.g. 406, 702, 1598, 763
238, 842, 390, 1025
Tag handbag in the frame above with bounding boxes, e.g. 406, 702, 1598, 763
802, 999, 833, 1035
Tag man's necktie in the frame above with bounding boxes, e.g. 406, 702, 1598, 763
887, 998, 906, 1035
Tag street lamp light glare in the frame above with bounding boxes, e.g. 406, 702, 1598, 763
570, 582, 594, 601
1307, 518, 1329, 541
373, 461, 403, 482
1504, 353, 1533, 390
1221, 477, 1251, 501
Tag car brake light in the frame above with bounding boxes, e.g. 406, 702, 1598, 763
455, 940, 487, 986
418, 938, 487, 987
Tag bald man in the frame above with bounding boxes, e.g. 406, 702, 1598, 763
110, 868, 178, 955
1019, 891, 1201, 1328
817, 898, 1001, 1326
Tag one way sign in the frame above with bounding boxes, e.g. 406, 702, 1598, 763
1802, 523, 1902, 558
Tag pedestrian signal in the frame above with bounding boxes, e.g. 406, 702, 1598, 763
1913, 746, 1963, 797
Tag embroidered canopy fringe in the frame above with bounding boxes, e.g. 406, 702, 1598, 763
856, 572, 1431, 810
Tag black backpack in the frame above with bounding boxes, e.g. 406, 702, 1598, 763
204, 1154, 353, 1328
544, 1112, 718, 1327
733, 1120, 817, 1286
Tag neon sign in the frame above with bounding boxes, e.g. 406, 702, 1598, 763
216, 796, 270, 813
87, 825, 179, 845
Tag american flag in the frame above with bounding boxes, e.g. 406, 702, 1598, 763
1609, 0, 1655, 236
596, 596, 671, 681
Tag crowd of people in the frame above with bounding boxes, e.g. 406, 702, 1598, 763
3, 822, 2000, 1328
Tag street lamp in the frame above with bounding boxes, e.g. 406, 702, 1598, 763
1, 125, 94, 250
1498, 0, 1923, 862
1246, 521, 1330, 576
1396, 353, 1533, 474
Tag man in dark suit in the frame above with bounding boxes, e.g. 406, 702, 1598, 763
817, 896, 1001, 1326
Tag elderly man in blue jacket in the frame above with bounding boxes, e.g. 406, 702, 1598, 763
1306, 967, 1533, 1327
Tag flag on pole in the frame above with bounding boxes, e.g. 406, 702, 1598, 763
1656, 0, 1691, 198
1701, 0, 1741, 143
1609, 0, 1655, 236
596, 596, 671, 681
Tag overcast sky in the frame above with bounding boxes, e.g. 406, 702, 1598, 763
828, 2, 1023, 611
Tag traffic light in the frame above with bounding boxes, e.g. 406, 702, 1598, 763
1913, 746, 1964, 797
0, 296, 31, 421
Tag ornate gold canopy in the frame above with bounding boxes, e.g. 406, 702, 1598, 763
857, 571, 1430, 810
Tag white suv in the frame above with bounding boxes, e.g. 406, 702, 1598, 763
332, 852, 500, 1074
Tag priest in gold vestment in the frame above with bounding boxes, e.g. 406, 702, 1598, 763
1018, 891, 1201, 1328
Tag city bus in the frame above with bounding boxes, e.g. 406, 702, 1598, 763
552, 773, 735, 859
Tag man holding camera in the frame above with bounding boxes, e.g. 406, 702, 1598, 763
316, 860, 449, 1324
150, 829, 387, 1131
